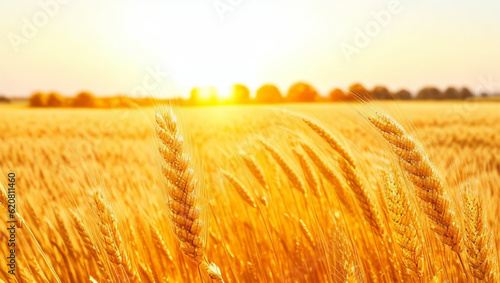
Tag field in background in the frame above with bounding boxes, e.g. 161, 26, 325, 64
1, 102, 499, 282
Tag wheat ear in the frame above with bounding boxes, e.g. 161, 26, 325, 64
221, 170, 257, 208
292, 147, 321, 198
299, 219, 315, 247
93, 191, 140, 282
202, 262, 224, 282
383, 171, 424, 279
240, 150, 269, 190
259, 139, 307, 195
55, 209, 76, 256
330, 224, 363, 282
369, 113, 461, 253
156, 110, 205, 263
138, 263, 156, 283
462, 186, 497, 281
150, 224, 174, 263
20, 263, 36, 283
302, 117, 356, 168
298, 141, 352, 211
157, 110, 225, 283
339, 159, 384, 234
71, 211, 109, 281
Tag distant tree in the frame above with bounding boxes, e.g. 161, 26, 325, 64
460, 87, 473, 99
29, 92, 46, 107
314, 95, 329, 102
99, 97, 112, 108
73, 91, 97, 107
348, 83, 372, 100
0, 96, 10, 103
47, 92, 64, 107
229, 84, 250, 104
328, 88, 346, 101
372, 86, 392, 100
394, 89, 412, 100
480, 92, 489, 98
255, 84, 282, 103
416, 87, 441, 100
113, 96, 135, 108
287, 82, 318, 102
189, 87, 201, 105
135, 97, 155, 107
205, 87, 219, 105
441, 87, 460, 100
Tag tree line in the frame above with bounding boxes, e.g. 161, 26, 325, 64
188, 82, 481, 105
28, 91, 155, 108
26, 82, 491, 108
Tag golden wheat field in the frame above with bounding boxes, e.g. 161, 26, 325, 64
1, 102, 499, 283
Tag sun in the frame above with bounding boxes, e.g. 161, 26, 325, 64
165, 57, 241, 99
196, 86, 219, 100
123, 8, 264, 99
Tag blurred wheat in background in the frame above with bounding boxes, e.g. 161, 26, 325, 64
1, 102, 499, 282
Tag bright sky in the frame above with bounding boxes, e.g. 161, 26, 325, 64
1, 0, 500, 98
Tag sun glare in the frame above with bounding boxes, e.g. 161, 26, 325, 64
122, 3, 266, 99
197, 86, 219, 100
